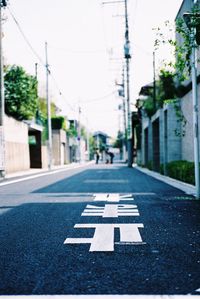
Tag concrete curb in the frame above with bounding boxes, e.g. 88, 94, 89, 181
134, 165, 196, 196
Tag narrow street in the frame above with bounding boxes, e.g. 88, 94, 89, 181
0, 162, 200, 296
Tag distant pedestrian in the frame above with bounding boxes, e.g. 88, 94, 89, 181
105, 149, 115, 164
109, 152, 114, 164
95, 149, 100, 164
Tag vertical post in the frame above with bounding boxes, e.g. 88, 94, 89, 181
153, 51, 156, 110
78, 106, 81, 163
35, 62, 38, 80
0, 4, 5, 177
86, 118, 90, 161
191, 28, 200, 198
45, 42, 52, 170
122, 67, 127, 161
124, 0, 132, 167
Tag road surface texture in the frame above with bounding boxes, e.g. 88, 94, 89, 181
0, 162, 199, 297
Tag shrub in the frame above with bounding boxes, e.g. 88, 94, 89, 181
146, 161, 153, 170
166, 160, 195, 185
51, 116, 66, 130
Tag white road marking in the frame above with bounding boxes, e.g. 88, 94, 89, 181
85, 180, 129, 183
0, 163, 90, 187
64, 223, 144, 252
93, 193, 134, 202
0, 295, 191, 299
81, 204, 139, 218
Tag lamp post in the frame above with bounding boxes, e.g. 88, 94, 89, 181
183, 7, 200, 198
0, 0, 7, 178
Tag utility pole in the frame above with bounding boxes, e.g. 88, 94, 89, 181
153, 51, 156, 110
35, 62, 38, 80
124, 0, 132, 167
116, 67, 127, 161
45, 42, 52, 170
102, 0, 132, 166
122, 67, 127, 161
183, 1, 200, 199
78, 105, 81, 163
0, 0, 7, 178
191, 23, 200, 198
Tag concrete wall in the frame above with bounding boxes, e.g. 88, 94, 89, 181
41, 145, 48, 169
181, 83, 200, 161
164, 103, 182, 162
141, 103, 182, 170
52, 129, 68, 165
4, 115, 30, 174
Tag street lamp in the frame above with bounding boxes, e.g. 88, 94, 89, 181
183, 9, 200, 198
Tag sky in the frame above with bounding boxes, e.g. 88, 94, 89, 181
2, 0, 183, 137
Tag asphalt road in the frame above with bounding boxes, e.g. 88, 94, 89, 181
0, 162, 200, 296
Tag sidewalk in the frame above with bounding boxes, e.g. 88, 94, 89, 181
134, 164, 196, 197
0, 161, 94, 184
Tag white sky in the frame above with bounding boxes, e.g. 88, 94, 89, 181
3, 0, 183, 137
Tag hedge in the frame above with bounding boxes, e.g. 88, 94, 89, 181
51, 116, 66, 130
166, 160, 195, 185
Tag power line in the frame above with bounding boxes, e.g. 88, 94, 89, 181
8, 5, 76, 114
48, 44, 105, 55
8, 6, 45, 67
81, 90, 116, 103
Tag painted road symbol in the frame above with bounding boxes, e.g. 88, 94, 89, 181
81, 204, 139, 217
93, 193, 134, 202
64, 223, 144, 252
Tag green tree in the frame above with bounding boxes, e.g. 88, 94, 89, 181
37, 97, 57, 122
113, 131, 123, 151
4, 65, 38, 120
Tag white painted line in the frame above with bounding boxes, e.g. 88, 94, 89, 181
103, 204, 118, 217
64, 238, 93, 244
0, 163, 89, 187
120, 194, 134, 198
118, 224, 144, 243
93, 193, 134, 202
85, 179, 129, 183
0, 295, 195, 299
90, 224, 114, 252
64, 223, 144, 252
81, 204, 139, 218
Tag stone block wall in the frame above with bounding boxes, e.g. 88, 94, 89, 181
4, 115, 30, 174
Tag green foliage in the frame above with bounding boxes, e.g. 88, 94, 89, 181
51, 116, 67, 130
67, 123, 78, 137
113, 131, 123, 150
146, 161, 153, 170
4, 65, 38, 120
166, 160, 195, 185
80, 126, 87, 139
159, 69, 176, 100
38, 97, 57, 122
143, 96, 156, 117
153, 5, 200, 85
